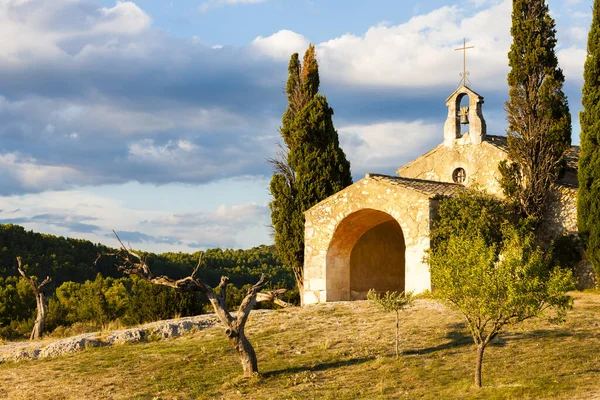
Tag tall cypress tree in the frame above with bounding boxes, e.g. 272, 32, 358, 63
501, 0, 571, 220
269, 45, 352, 294
578, 0, 600, 275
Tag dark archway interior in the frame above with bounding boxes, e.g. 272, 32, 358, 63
326, 209, 406, 301
350, 219, 405, 299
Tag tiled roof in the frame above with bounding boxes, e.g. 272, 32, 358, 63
367, 174, 464, 198
484, 134, 509, 152
486, 134, 580, 171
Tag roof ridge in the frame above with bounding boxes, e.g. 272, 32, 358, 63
368, 173, 463, 187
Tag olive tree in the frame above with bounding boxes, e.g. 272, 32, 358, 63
428, 228, 574, 388
367, 289, 413, 358
98, 233, 288, 378
16, 257, 52, 340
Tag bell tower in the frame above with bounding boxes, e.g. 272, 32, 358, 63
443, 85, 487, 147
443, 38, 486, 147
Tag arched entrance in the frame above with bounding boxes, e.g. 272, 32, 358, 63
326, 209, 406, 301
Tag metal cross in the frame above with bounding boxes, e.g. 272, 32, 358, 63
455, 38, 474, 87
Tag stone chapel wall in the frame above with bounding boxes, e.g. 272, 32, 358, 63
397, 141, 507, 195
303, 176, 433, 304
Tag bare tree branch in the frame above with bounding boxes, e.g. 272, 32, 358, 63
95, 231, 288, 377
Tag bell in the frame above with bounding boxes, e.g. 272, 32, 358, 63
459, 106, 470, 125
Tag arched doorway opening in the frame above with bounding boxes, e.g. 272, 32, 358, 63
326, 209, 406, 301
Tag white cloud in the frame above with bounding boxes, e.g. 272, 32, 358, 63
0, 1, 152, 63
251, 30, 311, 61
0, 152, 83, 193
200, 0, 267, 13
558, 46, 586, 83
128, 139, 201, 163
338, 120, 440, 176
565, 27, 588, 42
49, 100, 247, 137
0, 189, 271, 252
95, 2, 152, 35
253, 1, 514, 90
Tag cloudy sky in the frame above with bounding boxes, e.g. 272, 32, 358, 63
0, 0, 592, 252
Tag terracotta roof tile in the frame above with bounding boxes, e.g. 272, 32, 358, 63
367, 174, 464, 198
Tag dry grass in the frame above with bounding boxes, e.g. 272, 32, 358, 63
1, 292, 600, 399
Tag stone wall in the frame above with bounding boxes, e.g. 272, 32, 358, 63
397, 141, 507, 195
543, 185, 578, 237
303, 176, 434, 305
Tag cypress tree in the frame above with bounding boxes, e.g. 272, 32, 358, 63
269, 45, 352, 294
502, 0, 571, 220
578, 0, 600, 275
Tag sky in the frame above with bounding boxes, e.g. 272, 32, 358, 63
0, 0, 593, 253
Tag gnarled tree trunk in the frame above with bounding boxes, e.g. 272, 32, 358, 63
16, 256, 51, 340
229, 328, 259, 376
30, 291, 48, 340
98, 232, 288, 377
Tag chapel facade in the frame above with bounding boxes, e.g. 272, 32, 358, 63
302, 85, 580, 305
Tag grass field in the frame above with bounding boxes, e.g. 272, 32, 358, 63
1, 292, 599, 399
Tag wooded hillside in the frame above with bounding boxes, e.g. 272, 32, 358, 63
0, 224, 293, 339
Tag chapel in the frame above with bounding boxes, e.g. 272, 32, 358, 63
302, 84, 580, 305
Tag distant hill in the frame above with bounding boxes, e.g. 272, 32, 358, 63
0, 224, 291, 288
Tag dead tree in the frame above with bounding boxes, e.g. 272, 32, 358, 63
98, 232, 288, 377
16, 257, 52, 340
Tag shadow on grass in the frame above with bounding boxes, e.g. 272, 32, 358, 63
263, 356, 375, 378
497, 328, 586, 344
557, 369, 600, 377
402, 323, 472, 355
402, 324, 591, 356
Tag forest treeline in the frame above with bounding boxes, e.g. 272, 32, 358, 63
0, 224, 295, 339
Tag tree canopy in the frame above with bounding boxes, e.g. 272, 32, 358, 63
0, 224, 294, 339
577, 0, 600, 276
428, 190, 574, 388
270, 45, 352, 293
501, 0, 571, 220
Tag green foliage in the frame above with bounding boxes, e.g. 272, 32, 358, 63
428, 190, 574, 387
578, 0, 600, 276
367, 289, 414, 314
0, 224, 111, 284
270, 45, 352, 289
40, 274, 204, 338
0, 276, 36, 338
431, 188, 511, 250
431, 230, 574, 328
551, 234, 583, 272
503, 0, 571, 219
0, 224, 294, 339
367, 289, 414, 358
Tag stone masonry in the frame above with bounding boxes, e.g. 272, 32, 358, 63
302, 84, 586, 305
303, 174, 461, 305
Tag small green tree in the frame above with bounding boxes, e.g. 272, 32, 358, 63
578, 0, 600, 276
429, 228, 574, 388
367, 289, 414, 358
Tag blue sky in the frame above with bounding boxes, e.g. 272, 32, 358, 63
0, 0, 593, 252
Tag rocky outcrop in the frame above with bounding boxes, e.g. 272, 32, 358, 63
0, 314, 218, 363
